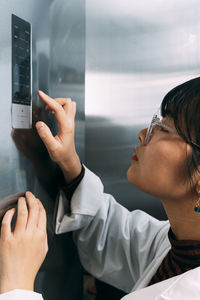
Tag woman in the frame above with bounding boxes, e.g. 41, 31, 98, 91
1, 77, 200, 299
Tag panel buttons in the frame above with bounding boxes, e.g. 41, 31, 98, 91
12, 14, 31, 106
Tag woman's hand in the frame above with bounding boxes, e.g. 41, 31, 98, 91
36, 91, 82, 182
0, 192, 48, 294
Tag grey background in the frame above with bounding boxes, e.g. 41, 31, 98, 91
85, 0, 200, 220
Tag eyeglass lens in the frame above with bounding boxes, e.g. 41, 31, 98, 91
145, 115, 160, 144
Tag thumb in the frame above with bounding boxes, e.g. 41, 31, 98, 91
35, 121, 57, 152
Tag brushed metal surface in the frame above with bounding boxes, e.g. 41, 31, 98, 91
0, 1, 85, 299
85, 0, 200, 220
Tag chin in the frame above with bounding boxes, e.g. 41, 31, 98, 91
126, 165, 136, 185
127, 165, 155, 196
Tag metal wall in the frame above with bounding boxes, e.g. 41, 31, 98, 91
85, 0, 200, 220
0, 1, 85, 299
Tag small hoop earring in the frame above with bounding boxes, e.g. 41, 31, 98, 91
194, 194, 200, 213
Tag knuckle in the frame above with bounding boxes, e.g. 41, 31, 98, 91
50, 100, 61, 111
55, 104, 63, 113
40, 209, 46, 220
27, 197, 37, 207
44, 247, 48, 255
39, 131, 48, 140
30, 211, 38, 220
36, 231, 46, 241
1, 233, 11, 243
18, 209, 27, 217
26, 232, 33, 240
1, 221, 8, 229
49, 145, 60, 156
33, 199, 40, 209
1, 216, 9, 225
37, 198, 44, 210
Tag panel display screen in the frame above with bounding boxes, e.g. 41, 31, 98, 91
12, 14, 31, 106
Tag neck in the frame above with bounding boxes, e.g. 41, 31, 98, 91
161, 194, 200, 241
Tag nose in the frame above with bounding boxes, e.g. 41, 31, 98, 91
138, 128, 147, 144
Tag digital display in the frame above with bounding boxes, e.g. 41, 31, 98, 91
12, 14, 31, 106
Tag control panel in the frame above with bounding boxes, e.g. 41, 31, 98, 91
11, 14, 32, 129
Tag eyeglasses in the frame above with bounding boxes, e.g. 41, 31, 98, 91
144, 113, 200, 151
144, 114, 178, 144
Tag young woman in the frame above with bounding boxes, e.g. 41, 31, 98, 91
1, 77, 200, 299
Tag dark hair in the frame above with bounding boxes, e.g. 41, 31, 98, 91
161, 76, 200, 185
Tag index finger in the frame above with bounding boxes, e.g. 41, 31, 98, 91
38, 91, 74, 115
38, 90, 67, 113
46, 97, 72, 113
38, 91, 69, 134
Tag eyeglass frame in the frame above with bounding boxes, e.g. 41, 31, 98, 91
144, 114, 200, 151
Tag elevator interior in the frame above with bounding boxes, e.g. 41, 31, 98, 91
1, 0, 200, 299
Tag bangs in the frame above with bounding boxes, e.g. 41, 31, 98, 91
161, 77, 200, 148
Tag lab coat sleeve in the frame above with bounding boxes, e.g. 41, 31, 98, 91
0, 290, 43, 300
55, 166, 169, 293
121, 266, 200, 300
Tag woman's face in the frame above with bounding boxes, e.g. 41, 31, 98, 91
127, 117, 194, 201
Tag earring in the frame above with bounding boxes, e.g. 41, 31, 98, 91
194, 192, 200, 213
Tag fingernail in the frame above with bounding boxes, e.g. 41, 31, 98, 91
8, 208, 16, 214
19, 197, 25, 201
36, 122, 44, 130
39, 90, 46, 96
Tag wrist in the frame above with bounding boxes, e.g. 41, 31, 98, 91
58, 154, 82, 183
0, 279, 34, 294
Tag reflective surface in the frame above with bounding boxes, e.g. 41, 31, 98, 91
0, 1, 85, 299
86, 0, 200, 219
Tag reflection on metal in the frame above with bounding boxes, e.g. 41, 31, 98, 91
0, 0, 85, 299
86, 0, 200, 220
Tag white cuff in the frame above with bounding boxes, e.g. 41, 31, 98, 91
0, 289, 43, 300
55, 166, 104, 233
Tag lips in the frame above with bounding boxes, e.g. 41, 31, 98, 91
131, 148, 138, 161
131, 154, 138, 161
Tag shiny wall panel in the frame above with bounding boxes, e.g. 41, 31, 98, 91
0, 1, 85, 299
86, 0, 200, 220
0, 0, 52, 199
49, 0, 85, 162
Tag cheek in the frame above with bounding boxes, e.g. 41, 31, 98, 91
127, 141, 189, 199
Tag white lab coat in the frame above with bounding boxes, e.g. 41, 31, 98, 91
1, 268, 200, 300
1, 166, 200, 299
